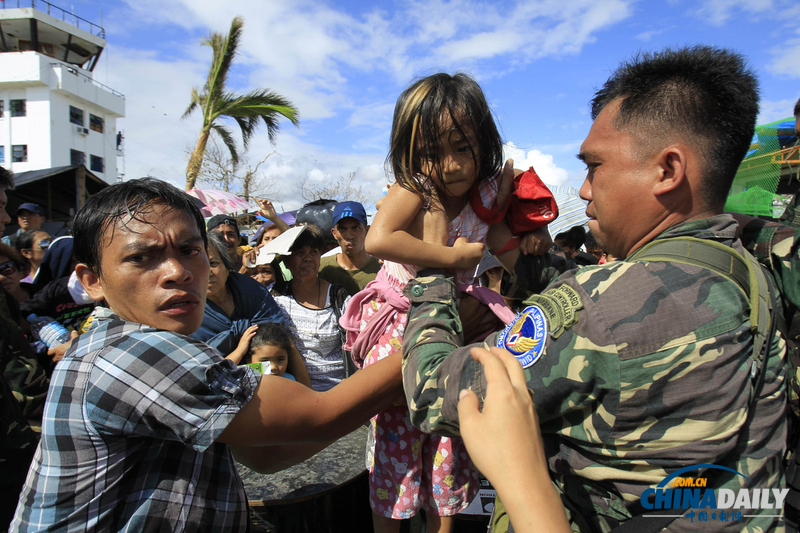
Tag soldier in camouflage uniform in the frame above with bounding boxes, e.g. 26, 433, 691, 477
401, 46, 787, 532
778, 97, 800, 229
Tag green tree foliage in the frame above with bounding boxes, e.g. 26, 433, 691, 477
184, 16, 299, 190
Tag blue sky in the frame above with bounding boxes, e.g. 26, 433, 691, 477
75, 0, 800, 211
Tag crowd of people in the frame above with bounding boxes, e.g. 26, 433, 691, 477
0, 44, 798, 533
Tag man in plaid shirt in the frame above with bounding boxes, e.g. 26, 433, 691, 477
10, 178, 403, 532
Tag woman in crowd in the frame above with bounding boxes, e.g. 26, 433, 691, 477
271, 225, 349, 392
191, 232, 310, 386
0, 243, 30, 304
16, 229, 51, 284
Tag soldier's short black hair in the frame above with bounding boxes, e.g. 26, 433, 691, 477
591, 45, 759, 207
73, 178, 207, 276
794, 97, 800, 118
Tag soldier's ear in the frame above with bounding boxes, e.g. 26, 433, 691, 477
653, 145, 688, 197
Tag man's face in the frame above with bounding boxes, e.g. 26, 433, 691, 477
0, 190, 10, 233
213, 223, 238, 258
18, 210, 44, 231
331, 218, 367, 255
578, 101, 657, 259
78, 204, 210, 335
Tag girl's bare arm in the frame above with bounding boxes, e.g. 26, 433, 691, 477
366, 185, 484, 269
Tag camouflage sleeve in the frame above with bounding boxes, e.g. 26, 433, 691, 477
401, 271, 619, 440
401, 274, 482, 437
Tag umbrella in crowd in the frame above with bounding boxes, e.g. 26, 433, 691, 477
185, 189, 258, 217
545, 184, 589, 237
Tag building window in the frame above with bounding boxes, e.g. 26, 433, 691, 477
10, 100, 25, 117
70, 149, 84, 166
69, 106, 83, 126
89, 114, 104, 133
0, 101, 4, 118
0, 146, 5, 163
90, 155, 104, 173
12, 145, 27, 162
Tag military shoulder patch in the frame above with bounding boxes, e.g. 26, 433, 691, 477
497, 305, 548, 368
521, 284, 583, 339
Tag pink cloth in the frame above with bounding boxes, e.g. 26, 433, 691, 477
340, 267, 409, 369
362, 298, 478, 518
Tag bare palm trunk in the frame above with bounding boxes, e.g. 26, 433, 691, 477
185, 130, 211, 190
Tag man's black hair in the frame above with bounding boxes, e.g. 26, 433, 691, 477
73, 178, 207, 275
0, 166, 13, 191
794, 97, 800, 118
590, 45, 759, 207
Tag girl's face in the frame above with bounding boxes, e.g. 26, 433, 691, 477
286, 245, 321, 280
207, 246, 229, 297
418, 118, 478, 199
251, 344, 288, 377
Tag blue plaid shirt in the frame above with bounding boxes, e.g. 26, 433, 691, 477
11, 307, 261, 532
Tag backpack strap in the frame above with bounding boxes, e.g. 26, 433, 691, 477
629, 236, 771, 381
608, 236, 778, 533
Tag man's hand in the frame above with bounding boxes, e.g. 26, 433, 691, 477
48, 330, 80, 364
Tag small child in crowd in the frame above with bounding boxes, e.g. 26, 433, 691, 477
342, 72, 552, 533
243, 322, 296, 381
226, 322, 300, 382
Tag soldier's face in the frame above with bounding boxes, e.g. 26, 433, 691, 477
578, 101, 659, 259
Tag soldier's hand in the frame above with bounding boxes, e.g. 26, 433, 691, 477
520, 226, 553, 256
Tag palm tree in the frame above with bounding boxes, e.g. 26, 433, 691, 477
184, 16, 299, 190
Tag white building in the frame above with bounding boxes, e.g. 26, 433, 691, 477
0, 2, 124, 184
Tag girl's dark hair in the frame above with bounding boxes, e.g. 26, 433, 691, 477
388, 72, 503, 200
244, 322, 294, 364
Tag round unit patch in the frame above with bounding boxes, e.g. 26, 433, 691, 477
496, 305, 548, 368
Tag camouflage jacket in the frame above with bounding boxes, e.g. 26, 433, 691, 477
739, 217, 800, 418
402, 214, 787, 532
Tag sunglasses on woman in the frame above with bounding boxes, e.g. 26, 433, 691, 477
0, 260, 18, 276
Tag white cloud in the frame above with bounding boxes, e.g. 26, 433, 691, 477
758, 98, 799, 125
768, 37, 800, 78
503, 142, 571, 187
692, 0, 776, 25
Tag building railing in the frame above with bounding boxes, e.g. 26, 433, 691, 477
3, 0, 105, 38
51, 62, 124, 99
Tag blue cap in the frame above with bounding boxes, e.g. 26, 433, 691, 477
17, 203, 44, 216
332, 201, 367, 226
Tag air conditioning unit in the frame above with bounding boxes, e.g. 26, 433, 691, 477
75, 126, 89, 136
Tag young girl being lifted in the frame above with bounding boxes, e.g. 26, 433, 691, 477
342, 72, 552, 533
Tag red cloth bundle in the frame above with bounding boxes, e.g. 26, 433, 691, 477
469, 166, 559, 234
